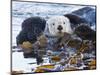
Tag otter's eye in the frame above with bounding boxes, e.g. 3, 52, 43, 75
63, 22, 65, 24
52, 23, 55, 26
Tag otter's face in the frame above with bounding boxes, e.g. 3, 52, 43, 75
45, 16, 73, 36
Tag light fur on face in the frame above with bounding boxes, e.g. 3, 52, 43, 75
44, 16, 73, 36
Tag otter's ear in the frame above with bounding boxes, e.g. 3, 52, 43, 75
44, 23, 50, 36
66, 20, 73, 34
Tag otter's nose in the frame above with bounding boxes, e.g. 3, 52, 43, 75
57, 25, 63, 31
